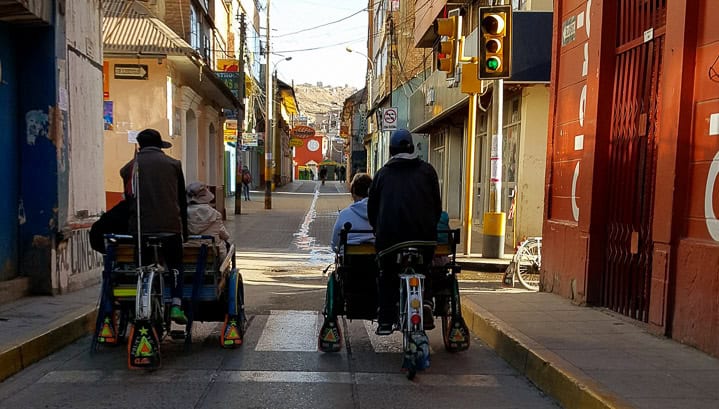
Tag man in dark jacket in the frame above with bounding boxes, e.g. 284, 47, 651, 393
120, 128, 189, 324
367, 128, 442, 334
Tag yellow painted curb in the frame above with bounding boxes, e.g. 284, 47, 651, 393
0, 307, 97, 382
462, 300, 634, 409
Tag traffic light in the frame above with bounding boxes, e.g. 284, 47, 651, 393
434, 15, 460, 77
478, 5, 512, 79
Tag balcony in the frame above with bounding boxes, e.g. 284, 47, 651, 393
0, 0, 51, 24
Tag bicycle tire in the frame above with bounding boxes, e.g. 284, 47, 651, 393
516, 239, 541, 291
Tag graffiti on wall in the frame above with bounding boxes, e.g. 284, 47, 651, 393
25, 109, 49, 145
56, 228, 103, 277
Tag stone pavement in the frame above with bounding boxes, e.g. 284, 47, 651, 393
1, 180, 719, 409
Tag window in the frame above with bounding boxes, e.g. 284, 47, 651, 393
190, 6, 200, 50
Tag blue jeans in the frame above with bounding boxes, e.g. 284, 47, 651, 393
242, 183, 250, 200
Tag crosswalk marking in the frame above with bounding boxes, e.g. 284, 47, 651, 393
38, 370, 499, 387
255, 310, 319, 352
363, 321, 403, 353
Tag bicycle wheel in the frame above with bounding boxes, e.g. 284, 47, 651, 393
516, 239, 541, 291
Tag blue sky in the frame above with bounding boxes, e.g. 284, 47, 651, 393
269, 0, 369, 88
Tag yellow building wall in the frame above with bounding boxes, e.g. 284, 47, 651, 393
103, 58, 175, 207
517, 84, 550, 238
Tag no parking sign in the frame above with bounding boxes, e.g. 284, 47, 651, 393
381, 107, 398, 131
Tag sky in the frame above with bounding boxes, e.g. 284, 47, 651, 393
268, 0, 370, 89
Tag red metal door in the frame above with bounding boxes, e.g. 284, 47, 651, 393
601, 0, 666, 321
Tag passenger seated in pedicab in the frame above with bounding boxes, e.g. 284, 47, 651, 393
186, 181, 232, 261
330, 173, 375, 253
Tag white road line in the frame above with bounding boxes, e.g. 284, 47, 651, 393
39, 370, 499, 387
255, 310, 319, 352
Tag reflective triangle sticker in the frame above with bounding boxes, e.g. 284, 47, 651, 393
138, 336, 154, 356
322, 327, 338, 343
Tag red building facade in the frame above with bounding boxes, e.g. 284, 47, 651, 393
293, 135, 324, 180
544, 0, 719, 356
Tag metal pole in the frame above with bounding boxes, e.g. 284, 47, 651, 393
234, 12, 246, 215
463, 93, 478, 255
482, 79, 505, 258
264, 0, 272, 209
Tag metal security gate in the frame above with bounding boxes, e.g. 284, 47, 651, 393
601, 0, 666, 321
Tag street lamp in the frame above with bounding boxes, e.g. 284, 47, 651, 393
345, 47, 374, 111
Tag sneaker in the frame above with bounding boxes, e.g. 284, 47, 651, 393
376, 323, 393, 335
423, 305, 435, 330
171, 306, 187, 325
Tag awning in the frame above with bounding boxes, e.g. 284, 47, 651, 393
103, 0, 241, 109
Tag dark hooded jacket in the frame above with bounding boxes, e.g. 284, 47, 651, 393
120, 147, 188, 238
367, 155, 442, 251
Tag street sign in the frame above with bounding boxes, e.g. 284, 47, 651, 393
291, 125, 316, 138
114, 64, 148, 80
381, 107, 398, 131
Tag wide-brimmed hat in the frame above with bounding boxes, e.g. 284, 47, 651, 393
187, 182, 214, 204
137, 128, 172, 149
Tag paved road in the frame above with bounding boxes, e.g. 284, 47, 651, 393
0, 184, 557, 409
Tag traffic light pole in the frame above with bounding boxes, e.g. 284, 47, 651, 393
482, 79, 505, 258
462, 92, 478, 255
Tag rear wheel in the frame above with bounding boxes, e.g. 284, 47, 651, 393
516, 240, 541, 291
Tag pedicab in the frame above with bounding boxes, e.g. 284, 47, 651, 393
318, 223, 470, 379
91, 233, 246, 370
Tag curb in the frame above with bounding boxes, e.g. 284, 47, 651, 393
457, 259, 511, 272
0, 306, 97, 383
461, 299, 634, 409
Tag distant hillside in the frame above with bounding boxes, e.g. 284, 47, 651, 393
293, 83, 357, 127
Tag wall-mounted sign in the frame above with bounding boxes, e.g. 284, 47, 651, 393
289, 138, 303, 147
217, 59, 239, 72
114, 64, 148, 80
242, 132, 258, 147
224, 119, 238, 143
215, 71, 241, 98
290, 125, 316, 139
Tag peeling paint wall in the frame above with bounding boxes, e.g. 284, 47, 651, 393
51, 0, 106, 292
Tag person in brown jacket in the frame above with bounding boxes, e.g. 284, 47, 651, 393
120, 128, 189, 324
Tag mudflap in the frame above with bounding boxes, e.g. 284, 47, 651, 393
220, 314, 244, 348
444, 315, 470, 352
127, 320, 161, 370
96, 312, 118, 345
318, 317, 343, 353
402, 332, 431, 373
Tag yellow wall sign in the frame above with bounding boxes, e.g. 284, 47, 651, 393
289, 138, 304, 147
224, 119, 238, 143
217, 59, 240, 72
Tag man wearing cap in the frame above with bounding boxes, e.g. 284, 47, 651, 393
120, 128, 189, 324
367, 128, 442, 335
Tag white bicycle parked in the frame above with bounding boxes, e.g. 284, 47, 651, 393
503, 237, 542, 291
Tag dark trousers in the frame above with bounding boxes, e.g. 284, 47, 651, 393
139, 234, 184, 302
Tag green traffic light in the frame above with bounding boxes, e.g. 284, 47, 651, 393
487, 57, 500, 71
